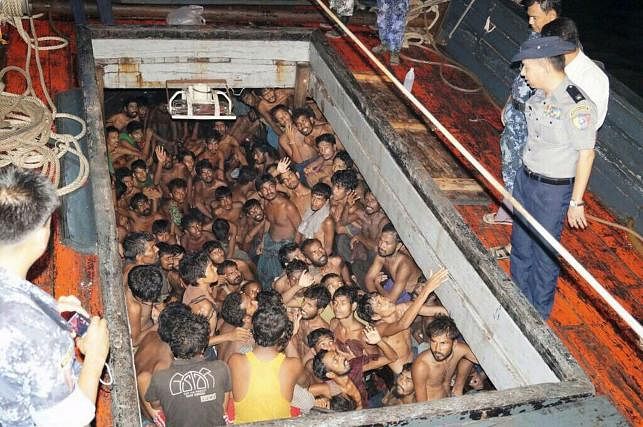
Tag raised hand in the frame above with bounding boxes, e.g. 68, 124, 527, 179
231, 327, 252, 342
276, 157, 292, 175
363, 324, 382, 345
417, 268, 449, 297
297, 270, 315, 288
347, 190, 360, 207
155, 146, 167, 164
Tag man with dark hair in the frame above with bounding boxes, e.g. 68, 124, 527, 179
330, 286, 371, 356
229, 306, 303, 423
117, 190, 164, 234
126, 265, 165, 345
310, 325, 398, 409
131, 159, 154, 190
179, 251, 219, 308
107, 97, 139, 131
152, 219, 177, 244
358, 269, 448, 374
255, 173, 302, 289
304, 133, 337, 186
157, 242, 185, 299
145, 310, 231, 427
273, 260, 314, 306
120, 120, 148, 156
296, 285, 332, 358
541, 18, 609, 128
192, 159, 226, 216
0, 167, 109, 426
135, 302, 191, 422
297, 182, 335, 255
350, 189, 390, 284
252, 143, 278, 176
255, 88, 294, 138
293, 106, 336, 151
301, 238, 351, 284
412, 316, 478, 401
231, 165, 259, 203
382, 363, 415, 406
276, 158, 311, 216
508, 36, 597, 319
106, 124, 140, 171
153, 146, 190, 199
217, 291, 257, 363
180, 214, 214, 254
212, 185, 243, 225
161, 177, 190, 227
122, 232, 159, 286
212, 218, 251, 262
364, 223, 424, 303
329, 169, 361, 261
272, 105, 318, 175
485, 0, 560, 231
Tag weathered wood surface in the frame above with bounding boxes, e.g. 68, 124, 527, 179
76, 25, 142, 427
309, 32, 588, 391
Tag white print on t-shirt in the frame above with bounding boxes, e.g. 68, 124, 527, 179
169, 368, 216, 399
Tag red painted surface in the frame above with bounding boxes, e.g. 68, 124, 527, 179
3, 17, 640, 425
327, 31, 642, 424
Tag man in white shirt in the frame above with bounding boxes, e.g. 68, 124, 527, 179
542, 17, 609, 129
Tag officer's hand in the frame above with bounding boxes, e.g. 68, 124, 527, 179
77, 317, 110, 363
567, 206, 588, 229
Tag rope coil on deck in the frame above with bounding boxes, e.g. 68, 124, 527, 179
0, 6, 89, 196
313, 0, 643, 341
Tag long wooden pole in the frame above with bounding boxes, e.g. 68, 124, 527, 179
312, 0, 642, 341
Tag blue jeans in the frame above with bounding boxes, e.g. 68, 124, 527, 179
510, 169, 572, 319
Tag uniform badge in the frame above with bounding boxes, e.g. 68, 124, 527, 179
544, 103, 561, 119
570, 105, 592, 130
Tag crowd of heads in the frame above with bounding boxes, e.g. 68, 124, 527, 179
106, 87, 491, 423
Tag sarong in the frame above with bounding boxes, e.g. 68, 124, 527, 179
257, 233, 292, 289
382, 278, 412, 303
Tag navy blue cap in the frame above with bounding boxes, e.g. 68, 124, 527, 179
511, 36, 576, 62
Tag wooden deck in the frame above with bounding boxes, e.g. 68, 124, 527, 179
3, 16, 640, 426
325, 30, 641, 425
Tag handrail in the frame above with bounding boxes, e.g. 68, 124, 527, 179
312, 0, 643, 341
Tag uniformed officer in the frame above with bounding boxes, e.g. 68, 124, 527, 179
509, 36, 597, 319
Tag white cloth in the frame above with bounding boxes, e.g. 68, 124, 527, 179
297, 202, 331, 239
565, 50, 609, 129
31, 387, 95, 427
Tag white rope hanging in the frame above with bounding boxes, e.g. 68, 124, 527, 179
0, 6, 89, 196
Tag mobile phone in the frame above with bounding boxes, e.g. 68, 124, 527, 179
61, 311, 90, 337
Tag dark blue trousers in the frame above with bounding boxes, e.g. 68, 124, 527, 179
510, 169, 572, 319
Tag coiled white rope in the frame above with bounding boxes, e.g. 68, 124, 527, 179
313, 0, 643, 342
0, 6, 89, 196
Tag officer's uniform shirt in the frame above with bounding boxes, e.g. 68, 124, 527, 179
565, 50, 610, 129
522, 76, 597, 179
0, 267, 95, 426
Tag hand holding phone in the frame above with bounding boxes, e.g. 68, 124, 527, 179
61, 311, 91, 337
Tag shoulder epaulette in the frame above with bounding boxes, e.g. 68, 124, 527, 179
566, 85, 586, 103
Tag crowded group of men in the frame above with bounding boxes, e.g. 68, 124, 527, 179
108, 84, 489, 425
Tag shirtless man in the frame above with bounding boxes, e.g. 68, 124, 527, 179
252, 143, 277, 176
213, 120, 247, 176
179, 250, 219, 308
275, 158, 311, 217
273, 259, 312, 306
357, 268, 449, 374
350, 189, 389, 283
329, 171, 362, 263
152, 219, 177, 245
198, 130, 226, 177
297, 285, 331, 358
202, 240, 256, 285
297, 183, 335, 255
238, 199, 265, 260
365, 223, 424, 303
107, 97, 139, 131
255, 173, 301, 289
160, 178, 190, 228
256, 88, 294, 135
122, 232, 159, 285
231, 166, 259, 203
217, 291, 258, 363
292, 107, 335, 150
272, 105, 317, 174
329, 286, 374, 356
154, 147, 189, 198
230, 108, 264, 144
131, 160, 154, 190
180, 214, 214, 254
106, 126, 141, 171
301, 238, 351, 285
412, 316, 478, 401
125, 264, 164, 345
211, 186, 243, 225
118, 191, 164, 234
381, 363, 415, 406
310, 325, 398, 409
156, 242, 185, 299
193, 159, 226, 216
135, 302, 190, 422
304, 134, 338, 187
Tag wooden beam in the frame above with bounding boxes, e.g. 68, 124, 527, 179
433, 177, 484, 193
294, 62, 311, 108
